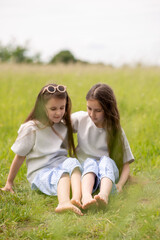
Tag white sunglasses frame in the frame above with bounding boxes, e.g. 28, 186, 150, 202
42, 85, 67, 94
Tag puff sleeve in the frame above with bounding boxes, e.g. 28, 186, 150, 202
122, 129, 134, 164
71, 111, 86, 133
71, 112, 79, 132
11, 121, 36, 156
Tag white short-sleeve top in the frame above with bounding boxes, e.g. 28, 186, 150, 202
71, 111, 134, 164
11, 120, 68, 183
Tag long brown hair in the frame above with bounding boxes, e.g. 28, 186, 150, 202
25, 84, 76, 157
86, 83, 123, 173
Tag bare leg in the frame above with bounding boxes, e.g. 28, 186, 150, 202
55, 173, 83, 216
94, 177, 112, 207
82, 172, 97, 209
71, 167, 82, 208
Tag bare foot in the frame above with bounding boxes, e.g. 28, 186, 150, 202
71, 199, 82, 208
94, 194, 108, 208
55, 201, 83, 216
82, 195, 97, 210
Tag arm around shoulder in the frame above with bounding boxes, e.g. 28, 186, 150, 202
1, 154, 25, 193
71, 111, 86, 132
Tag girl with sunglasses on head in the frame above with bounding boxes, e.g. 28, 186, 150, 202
1, 84, 83, 216
72, 83, 134, 209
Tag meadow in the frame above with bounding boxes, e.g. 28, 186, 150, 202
0, 63, 160, 239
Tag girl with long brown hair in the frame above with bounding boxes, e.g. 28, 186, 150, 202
1, 84, 83, 216
72, 83, 134, 209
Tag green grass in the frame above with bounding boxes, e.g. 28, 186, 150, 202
0, 63, 160, 239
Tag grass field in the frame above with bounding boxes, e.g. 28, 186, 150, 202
0, 63, 160, 239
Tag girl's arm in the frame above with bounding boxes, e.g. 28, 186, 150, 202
116, 162, 130, 192
1, 154, 25, 193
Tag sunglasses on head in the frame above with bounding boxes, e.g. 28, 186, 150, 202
42, 85, 67, 94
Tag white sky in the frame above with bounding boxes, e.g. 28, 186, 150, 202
0, 0, 160, 66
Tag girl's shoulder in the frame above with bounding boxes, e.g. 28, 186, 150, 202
18, 120, 39, 135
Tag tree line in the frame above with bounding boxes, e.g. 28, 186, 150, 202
0, 42, 88, 64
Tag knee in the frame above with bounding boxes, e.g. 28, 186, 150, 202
99, 156, 113, 167
98, 156, 119, 182
82, 158, 98, 177
83, 158, 98, 169
63, 157, 81, 168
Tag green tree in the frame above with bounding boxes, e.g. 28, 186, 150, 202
49, 50, 77, 64
0, 43, 12, 62
12, 46, 30, 63
0, 42, 42, 63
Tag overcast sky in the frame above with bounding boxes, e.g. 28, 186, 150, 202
0, 0, 160, 66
